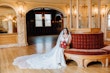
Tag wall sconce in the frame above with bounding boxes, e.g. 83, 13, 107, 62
67, 6, 77, 17
101, 8, 105, 17
73, 6, 77, 17
92, 5, 98, 17
18, 5, 24, 17
101, 5, 107, 17
67, 8, 70, 15
17, 2, 25, 17
93, 6, 98, 16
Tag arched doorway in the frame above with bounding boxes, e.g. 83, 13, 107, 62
26, 7, 64, 45
0, 5, 18, 47
0, 5, 17, 34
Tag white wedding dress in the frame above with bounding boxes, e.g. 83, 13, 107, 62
13, 29, 71, 69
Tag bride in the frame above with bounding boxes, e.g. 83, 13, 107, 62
13, 28, 71, 69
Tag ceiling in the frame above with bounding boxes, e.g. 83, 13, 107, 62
0, 0, 110, 5
0, 0, 109, 15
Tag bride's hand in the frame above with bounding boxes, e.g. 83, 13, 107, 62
67, 43, 70, 46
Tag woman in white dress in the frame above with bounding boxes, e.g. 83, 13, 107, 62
13, 28, 71, 69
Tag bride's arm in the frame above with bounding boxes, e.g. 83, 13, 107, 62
68, 34, 72, 45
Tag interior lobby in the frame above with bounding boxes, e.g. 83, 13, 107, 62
1, 0, 110, 73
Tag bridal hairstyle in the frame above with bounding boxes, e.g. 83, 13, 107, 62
63, 28, 69, 35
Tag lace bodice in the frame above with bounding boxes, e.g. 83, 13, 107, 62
60, 35, 69, 43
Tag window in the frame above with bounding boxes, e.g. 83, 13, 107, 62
44, 14, 51, 27
35, 14, 51, 27
35, 14, 43, 27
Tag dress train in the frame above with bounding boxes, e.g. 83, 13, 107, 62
13, 29, 70, 69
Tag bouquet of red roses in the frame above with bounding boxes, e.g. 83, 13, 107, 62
60, 41, 67, 49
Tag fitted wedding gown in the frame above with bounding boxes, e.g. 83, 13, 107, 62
13, 29, 71, 69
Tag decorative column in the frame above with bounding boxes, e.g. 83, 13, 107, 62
102, 15, 106, 40
98, 0, 101, 28
76, 0, 79, 28
17, 14, 28, 46
88, 0, 92, 28
70, 0, 73, 29
23, 15, 28, 45
17, 2, 28, 46
104, 9, 108, 40
8, 19, 13, 33
65, 5, 69, 28
63, 16, 67, 28
102, 5, 107, 40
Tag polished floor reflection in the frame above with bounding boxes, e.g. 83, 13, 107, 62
28, 35, 58, 53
